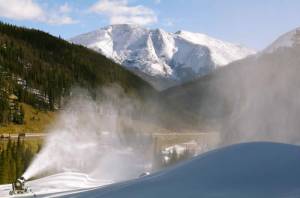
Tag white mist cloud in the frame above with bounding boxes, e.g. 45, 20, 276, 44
59, 3, 72, 14
23, 86, 152, 182
89, 0, 157, 26
163, 18, 174, 27
154, 0, 161, 4
0, 0, 43, 20
0, 0, 78, 25
45, 15, 78, 25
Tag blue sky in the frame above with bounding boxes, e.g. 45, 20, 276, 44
0, 0, 300, 50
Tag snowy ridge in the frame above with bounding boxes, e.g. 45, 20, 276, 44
175, 30, 254, 66
70, 24, 255, 90
264, 27, 300, 53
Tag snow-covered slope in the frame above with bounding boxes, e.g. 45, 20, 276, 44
2, 142, 299, 197
70, 24, 255, 90
64, 142, 300, 198
264, 27, 300, 53
0, 172, 113, 197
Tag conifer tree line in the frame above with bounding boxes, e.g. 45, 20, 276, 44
0, 137, 40, 184
0, 22, 154, 124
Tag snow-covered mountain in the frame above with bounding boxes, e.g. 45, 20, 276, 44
70, 24, 256, 90
264, 27, 300, 53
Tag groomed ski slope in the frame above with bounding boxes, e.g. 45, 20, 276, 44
67, 142, 300, 198
0, 172, 113, 197
1, 142, 300, 197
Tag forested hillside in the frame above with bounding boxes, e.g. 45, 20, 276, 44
0, 137, 41, 184
0, 22, 154, 125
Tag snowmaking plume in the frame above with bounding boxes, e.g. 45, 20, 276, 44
23, 86, 152, 181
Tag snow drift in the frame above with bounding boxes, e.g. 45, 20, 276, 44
62, 142, 300, 198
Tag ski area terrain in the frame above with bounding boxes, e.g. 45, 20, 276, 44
1, 142, 300, 198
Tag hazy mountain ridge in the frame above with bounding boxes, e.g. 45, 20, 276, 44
264, 27, 300, 53
70, 24, 255, 90
162, 27, 300, 143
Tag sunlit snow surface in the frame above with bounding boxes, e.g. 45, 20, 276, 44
0, 172, 113, 197
70, 24, 256, 90
2, 142, 300, 198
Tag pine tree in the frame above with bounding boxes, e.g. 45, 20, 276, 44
0, 148, 5, 184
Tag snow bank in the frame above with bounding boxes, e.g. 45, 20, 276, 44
67, 142, 300, 198
0, 172, 112, 197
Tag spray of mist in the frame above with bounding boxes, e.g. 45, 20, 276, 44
206, 47, 300, 145
23, 86, 152, 182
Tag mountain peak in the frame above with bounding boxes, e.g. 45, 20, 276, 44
70, 26, 255, 90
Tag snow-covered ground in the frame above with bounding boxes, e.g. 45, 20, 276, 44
0, 172, 113, 197
70, 24, 255, 90
1, 142, 300, 198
